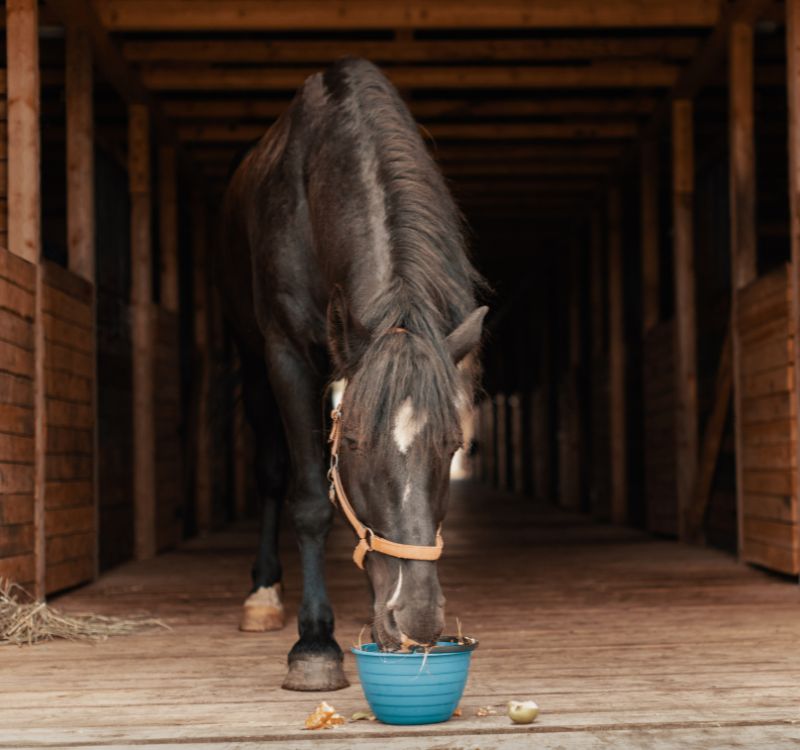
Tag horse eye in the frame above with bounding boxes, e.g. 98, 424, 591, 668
344, 436, 360, 451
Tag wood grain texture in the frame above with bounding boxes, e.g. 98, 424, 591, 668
97, 0, 722, 31
3, 483, 800, 748
737, 268, 799, 574
672, 99, 698, 542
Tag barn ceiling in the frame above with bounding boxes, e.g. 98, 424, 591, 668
40, 0, 786, 227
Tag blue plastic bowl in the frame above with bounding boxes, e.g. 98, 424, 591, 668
351, 636, 478, 725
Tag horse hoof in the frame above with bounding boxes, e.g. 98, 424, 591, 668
282, 655, 350, 691
239, 584, 285, 632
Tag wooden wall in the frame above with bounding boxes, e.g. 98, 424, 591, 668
41, 260, 95, 593
737, 265, 799, 575
590, 355, 611, 519
0, 67, 6, 251
96, 282, 134, 570
0, 248, 36, 589
154, 307, 182, 551
643, 319, 678, 535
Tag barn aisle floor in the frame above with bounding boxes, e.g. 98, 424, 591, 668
2, 481, 800, 749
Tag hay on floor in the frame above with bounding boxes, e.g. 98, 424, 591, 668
0, 578, 168, 646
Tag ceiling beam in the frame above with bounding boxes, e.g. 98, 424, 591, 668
162, 97, 658, 121
141, 63, 679, 91
96, 0, 722, 31
122, 37, 700, 65
177, 121, 638, 143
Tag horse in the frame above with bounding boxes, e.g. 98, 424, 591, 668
218, 58, 488, 692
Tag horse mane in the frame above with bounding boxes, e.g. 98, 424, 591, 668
327, 59, 488, 449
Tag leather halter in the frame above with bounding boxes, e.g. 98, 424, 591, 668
327, 404, 444, 570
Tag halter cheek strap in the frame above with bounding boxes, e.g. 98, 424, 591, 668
327, 406, 444, 570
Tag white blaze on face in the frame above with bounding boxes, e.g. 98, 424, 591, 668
401, 480, 411, 506
386, 568, 403, 609
393, 397, 428, 454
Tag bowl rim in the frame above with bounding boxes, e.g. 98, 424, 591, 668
351, 635, 479, 657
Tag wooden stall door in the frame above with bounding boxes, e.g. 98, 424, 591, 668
737, 265, 799, 575
154, 307, 183, 550
590, 355, 611, 519
643, 319, 678, 536
0, 248, 36, 588
41, 260, 95, 593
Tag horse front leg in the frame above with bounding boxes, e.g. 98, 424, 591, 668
264, 335, 349, 691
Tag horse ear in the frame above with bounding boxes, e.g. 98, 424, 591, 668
446, 306, 489, 364
327, 287, 370, 375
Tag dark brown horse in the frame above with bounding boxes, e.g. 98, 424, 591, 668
218, 58, 487, 691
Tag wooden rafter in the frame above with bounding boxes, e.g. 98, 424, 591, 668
96, 0, 722, 31
176, 121, 639, 143
162, 97, 659, 121
140, 63, 679, 91
122, 37, 701, 64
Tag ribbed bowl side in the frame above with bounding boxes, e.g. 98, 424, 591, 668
354, 651, 473, 725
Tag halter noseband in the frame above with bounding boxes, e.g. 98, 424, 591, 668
327, 405, 444, 570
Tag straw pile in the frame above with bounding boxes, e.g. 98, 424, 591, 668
0, 579, 168, 646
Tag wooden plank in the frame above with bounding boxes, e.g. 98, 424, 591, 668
46, 397, 93, 430
741, 365, 794, 398
0, 338, 34, 377
743, 492, 797, 522
66, 25, 95, 282
6, 0, 40, 264
43, 311, 93, 354
741, 536, 799, 574
741, 392, 796, 424
0, 461, 34, 493
98, 1, 722, 30
786, 0, 800, 582
730, 20, 759, 564
45, 554, 93, 593
44, 367, 92, 402
0, 552, 34, 585
0, 276, 35, 318
145, 64, 680, 92
45, 530, 92, 564
45, 453, 92, 481
0, 403, 34, 436
0, 433, 34, 462
0, 372, 33, 407
45, 480, 93, 509
0, 306, 33, 350
672, 99, 698, 542
743, 468, 796, 496
46, 425, 92, 454
158, 145, 179, 313
0, 246, 35, 291
742, 442, 797, 470
41, 281, 93, 328
608, 186, 626, 524
641, 138, 660, 336
179, 121, 641, 143
130, 103, 156, 561
0, 494, 33, 525
124, 37, 700, 64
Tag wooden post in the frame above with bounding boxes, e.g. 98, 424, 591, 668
730, 20, 758, 556
193, 191, 212, 534
129, 104, 157, 560
495, 393, 508, 492
158, 145, 179, 313
641, 138, 660, 336
6, 0, 43, 598
6, 0, 40, 266
590, 210, 604, 358
66, 27, 94, 282
66, 23, 97, 578
672, 99, 698, 542
787, 0, 800, 572
608, 185, 627, 524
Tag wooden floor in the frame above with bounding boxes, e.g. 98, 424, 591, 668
3, 482, 800, 750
